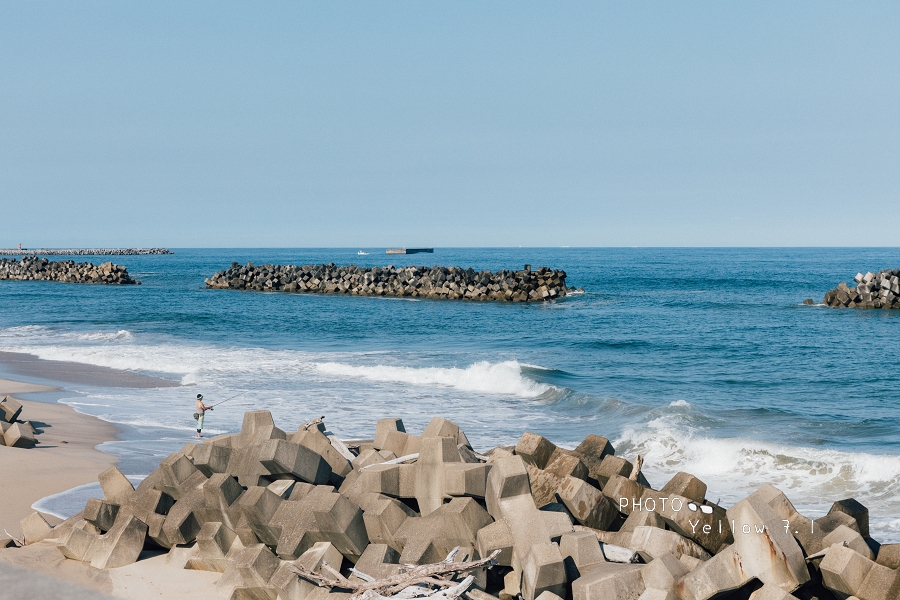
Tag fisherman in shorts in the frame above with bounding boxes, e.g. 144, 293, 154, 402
195, 393, 213, 438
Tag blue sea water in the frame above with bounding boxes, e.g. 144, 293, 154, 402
2, 247, 899, 540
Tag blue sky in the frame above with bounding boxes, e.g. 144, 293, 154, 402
1, 2, 897, 247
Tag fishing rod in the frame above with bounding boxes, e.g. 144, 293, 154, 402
209, 392, 245, 408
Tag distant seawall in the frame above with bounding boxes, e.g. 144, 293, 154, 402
206, 263, 578, 302
0, 248, 171, 256
0, 257, 140, 284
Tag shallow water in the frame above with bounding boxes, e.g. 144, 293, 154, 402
2, 247, 899, 540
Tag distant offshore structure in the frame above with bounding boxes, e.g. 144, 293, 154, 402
386, 248, 433, 255
0, 247, 172, 256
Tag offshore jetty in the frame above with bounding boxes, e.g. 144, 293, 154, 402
205, 263, 577, 302
8, 411, 899, 600
0, 247, 171, 256
820, 269, 900, 309
0, 257, 140, 284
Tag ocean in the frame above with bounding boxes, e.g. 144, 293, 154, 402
1, 247, 898, 541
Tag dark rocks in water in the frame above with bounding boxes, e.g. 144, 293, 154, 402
205, 263, 575, 302
0, 248, 171, 256
0, 257, 140, 285
821, 269, 900, 309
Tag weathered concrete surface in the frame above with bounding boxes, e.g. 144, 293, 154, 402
24, 410, 899, 600
486, 455, 567, 600
820, 542, 874, 597
572, 562, 645, 600
723, 494, 809, 592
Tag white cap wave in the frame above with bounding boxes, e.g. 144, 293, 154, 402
313, 360, 551, 397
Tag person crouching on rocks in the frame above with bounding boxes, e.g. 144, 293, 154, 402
195, 393, 213, 438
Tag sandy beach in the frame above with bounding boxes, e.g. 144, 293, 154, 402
0, 378, 120, 538
0, 360, 220, 599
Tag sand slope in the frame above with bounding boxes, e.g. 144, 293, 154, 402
0, 390, 120, 538
0, 373, 228, 600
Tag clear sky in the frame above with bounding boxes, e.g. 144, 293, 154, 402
1, 2, 898, 248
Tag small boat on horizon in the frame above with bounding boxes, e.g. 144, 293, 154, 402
357, 251, 369, 255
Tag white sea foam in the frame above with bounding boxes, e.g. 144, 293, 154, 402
313, 360, 551, 397
32, 478, 143, 520
519, 363, 554, 371
0, 325, 134, 344
615, 420, 900, 541
7, 324, 900, 542
0, 326, 555, 399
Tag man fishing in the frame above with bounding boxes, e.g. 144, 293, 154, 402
195, 393, 213, 438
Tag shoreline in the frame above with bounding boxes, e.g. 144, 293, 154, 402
0, 365, 223, 599
0, 350, 182, 389
0, 379, 121, 539
0, 349, 185, 537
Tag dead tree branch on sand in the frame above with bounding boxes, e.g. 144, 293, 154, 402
290, 547, 501, 600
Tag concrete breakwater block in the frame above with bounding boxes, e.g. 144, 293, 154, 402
205, 262, 580, 302
821, 268, 900, 309
0, 395, 24, 424
3, 412, 891, 600
0, 396, 39, 448
0, 257, 140, 284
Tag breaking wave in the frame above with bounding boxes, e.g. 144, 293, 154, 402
313, 360, 554, 397
615, 420, 900, 541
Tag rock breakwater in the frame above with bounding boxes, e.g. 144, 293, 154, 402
0, 247, 171, 256
10, 411, 898, 600
0, 257, 139, 285
822, 268, 900, 309
206, 263, 578, 302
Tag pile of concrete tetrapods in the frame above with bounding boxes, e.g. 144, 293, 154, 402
821, 269, 900, 309
9, 411, 899, 600
0, 257, 139, 284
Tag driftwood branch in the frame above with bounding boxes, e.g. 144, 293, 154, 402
805, 540, 848, 562
328, 434, 357, 461
628, 455, 643, 481
293, 560, 354, 589
360, 575, 475, 600
302, 416, 326, 431
359, 453, 420, 472
290, 548, 500, 600
350, 568, 377, 582
3, 529, 24, 547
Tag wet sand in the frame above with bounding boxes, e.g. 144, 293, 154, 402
0, 348, 185, 537
0, 382, 120, 539
0, 351, 182, 389
0, 359, 216, 599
